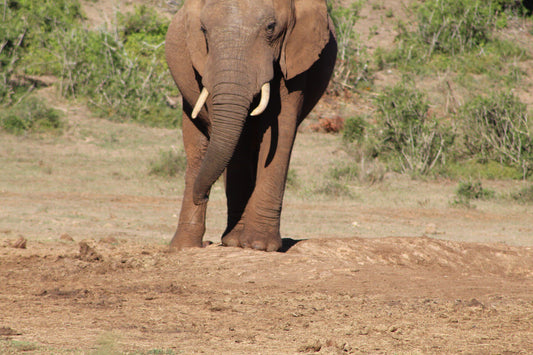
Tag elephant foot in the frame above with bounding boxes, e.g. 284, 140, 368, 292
221, 223, 244, 248
222, 224, 282, 252
240, 228, 282, 252
169, 223, 205, 251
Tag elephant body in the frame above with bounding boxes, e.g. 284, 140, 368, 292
165, 0, 337, 251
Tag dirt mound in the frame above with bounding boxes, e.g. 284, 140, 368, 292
288, 237, 533, 277
1, 236, 533, 353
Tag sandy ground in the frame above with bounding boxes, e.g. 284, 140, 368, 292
1, 236, 533, 354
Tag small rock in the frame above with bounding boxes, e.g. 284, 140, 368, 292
298, 340, 321, 352
11, 236, 26, 249
78, 241, 102, 262
99, 236, 118, 244
0, 326, 21, 336
359, 326, 370, 335
60, 233, 74, 242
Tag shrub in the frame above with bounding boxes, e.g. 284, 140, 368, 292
377, 0, 524, 71
149, 148, 187, 177
511, 185, 533, 203
451, 180, 495, 207
460, 92, 532, 179
374, 81, 454, 174
0, 0, 83, 105
456, 180, 495, 200
55, 6, 179, 127
416, 0, 500, 57
0, 1, 180, 127
0, 96, 64, 134
343, 115, 366, 143
328, 1, 372, 91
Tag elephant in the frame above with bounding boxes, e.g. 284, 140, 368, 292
165, 0, 337, 251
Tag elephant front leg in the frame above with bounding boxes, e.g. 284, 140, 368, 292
170, 116, 209, 251
239, 110, 300, 252
221, 124, 258, 247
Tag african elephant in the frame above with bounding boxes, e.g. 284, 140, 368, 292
165, 0, 337, 251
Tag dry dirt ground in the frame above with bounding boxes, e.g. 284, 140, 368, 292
2, 0, 533, 354
1, 237, 533, 354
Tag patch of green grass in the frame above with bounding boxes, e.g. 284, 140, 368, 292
443, 160, 524, 180
286, 168, 300, 190
148, 149, 187, 178
0, 96, 64, 135
2, 340, 41, 352
145, 349, 178, 355
330, 164, 360, 182
314, 180, 354, 198
510, 185, 533, 203
91, 332, 120, 355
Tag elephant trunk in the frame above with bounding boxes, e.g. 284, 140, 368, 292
192, 83, 252, 205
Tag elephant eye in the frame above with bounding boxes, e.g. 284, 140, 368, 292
200, 26, 209, 52
266, 21, 276, 32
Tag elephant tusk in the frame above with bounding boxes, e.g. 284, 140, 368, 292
191, 87, 209, 119
250, 82, 270, 117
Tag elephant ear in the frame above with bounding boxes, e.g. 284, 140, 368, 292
281, 0, 331, 80
184, 0, 207, 76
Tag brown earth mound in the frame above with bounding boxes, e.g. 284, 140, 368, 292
1, 237, 532, 353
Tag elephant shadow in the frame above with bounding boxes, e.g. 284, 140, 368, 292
279, 238, 306, 253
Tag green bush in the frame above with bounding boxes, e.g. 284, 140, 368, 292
343, 115, 366, 143
416, 0, 500, 57
0, 0, 83, 105
0, 96, 64, 134
376, 0, 527, 72
57, 6, 178, 127
460, 92, 532, 178
0, 1, 180, 127
451, 180, 495, 207
511, 185, 533, 203
374, 81, 454, 174
328, 1, 372, 91
456, 180, 495, 200
149, 149, 187, 178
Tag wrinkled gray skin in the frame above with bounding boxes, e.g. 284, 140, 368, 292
165, 0, 336, 251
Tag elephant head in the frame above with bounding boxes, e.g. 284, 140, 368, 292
179, 0, 332, 205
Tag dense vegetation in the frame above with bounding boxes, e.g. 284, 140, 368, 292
1, 0, 532, 186
332, 0, 532, 181
0, 0, 178, 132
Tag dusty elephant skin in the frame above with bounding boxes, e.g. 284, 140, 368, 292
165, 0, 337, 251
